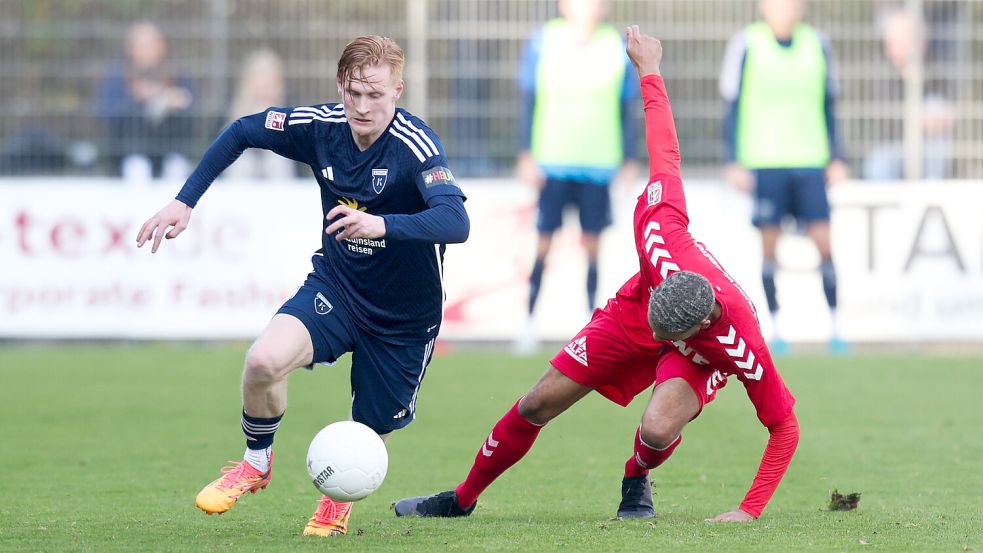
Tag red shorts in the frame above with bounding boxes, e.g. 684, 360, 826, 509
550, 301, 728, 410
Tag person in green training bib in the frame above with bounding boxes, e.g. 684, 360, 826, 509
719, 0, 849, 355
514, 0, 641, 354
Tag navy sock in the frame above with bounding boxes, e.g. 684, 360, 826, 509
820, 258, 838, 309
762, 259, 779, 313
242, 409, 282, 450
528, 258, 546, 315
586, 260, 599, 310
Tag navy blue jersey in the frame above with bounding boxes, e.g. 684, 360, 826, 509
176, 104, 468, 345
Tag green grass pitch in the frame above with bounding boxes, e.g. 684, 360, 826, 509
3, 344, 982, 552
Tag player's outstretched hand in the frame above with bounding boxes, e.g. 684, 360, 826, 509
625, 25, 663, 78
705, 509, 755, 523
326, 205, 386, 241
826, 159, 849, 186
724, 162, 754, 193
516, 151, 546, 189
135, 199, 193, 253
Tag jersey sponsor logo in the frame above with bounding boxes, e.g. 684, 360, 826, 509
337, 197, 368, 212
716, 325, 763, 380
563, 336, 588, 366
671, 340, 709, 365
422, 166, 455, 188
314, 292, 333, 315
643, 222, 680, 280
321, 167, 334, 181
264, 111, 286, 131
372, 168, 388, 194
647, 181, 663, 206
335, 198, 388, 256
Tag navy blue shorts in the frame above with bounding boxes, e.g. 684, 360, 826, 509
277, 272, 435, 434
537, 178, 612, 234
751, 168, 830, 227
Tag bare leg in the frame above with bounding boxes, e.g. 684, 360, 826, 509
242, 313, 314, 417
638, 377, 701, 449
618, 378, 701, 518
517, 364, 595, 424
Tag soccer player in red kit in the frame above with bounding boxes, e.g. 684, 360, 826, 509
394, 27, 800, 523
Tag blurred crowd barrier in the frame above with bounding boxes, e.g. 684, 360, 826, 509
0, 0, 980, 179
1, 179, 979, 343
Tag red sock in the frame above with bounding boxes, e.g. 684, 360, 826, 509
454, 399, 544, 509
624, 427, 682, 478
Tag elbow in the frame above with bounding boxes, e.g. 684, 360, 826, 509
446, 204, 470, 243
776, 411, 801, 450
449, 216, 470, 244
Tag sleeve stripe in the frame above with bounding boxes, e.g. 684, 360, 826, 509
388, 128, 426, 162
288, 114, 346, 125
292, 105, 343, 118
397, 112, 439, 154
392, 119, 435, 157
289, 105, 345, 125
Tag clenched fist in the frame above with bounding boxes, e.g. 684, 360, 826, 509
626, 25, 663, 78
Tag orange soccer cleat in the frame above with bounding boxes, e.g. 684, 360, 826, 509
303, 495, 353, 537
194, 453, 273, 515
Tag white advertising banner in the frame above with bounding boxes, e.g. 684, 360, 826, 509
0, 179, 978, 343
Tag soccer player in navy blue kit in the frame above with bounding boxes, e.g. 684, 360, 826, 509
136, 36, 469, 536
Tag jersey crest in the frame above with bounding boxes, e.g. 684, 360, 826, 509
372, 168, 388, 194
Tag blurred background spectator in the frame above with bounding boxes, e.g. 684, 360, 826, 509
222, 49, 297, 181
862, 6, 957, 180
719, 0, 847, 354
0, 1, 979, 179
513, 0, 640, 353
97, 21, 195, 182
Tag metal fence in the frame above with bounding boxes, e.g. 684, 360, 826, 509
0, 0, 980, 178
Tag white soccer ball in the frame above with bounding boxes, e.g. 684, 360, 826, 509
306, 421, 388, 502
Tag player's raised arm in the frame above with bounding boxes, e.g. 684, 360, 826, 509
626, 26, 681, 181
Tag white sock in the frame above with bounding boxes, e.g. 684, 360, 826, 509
244, 447, 272, 472
770, 312, 782, 341
829, 308, 840, 338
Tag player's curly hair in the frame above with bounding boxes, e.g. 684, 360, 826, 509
337, 35, 405, 86
648, 271, 715, 334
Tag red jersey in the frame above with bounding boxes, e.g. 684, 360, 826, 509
613, 75, 795, 428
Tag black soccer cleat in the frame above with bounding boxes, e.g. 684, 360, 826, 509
394, 490, 475, 518
617, 475, 656, 518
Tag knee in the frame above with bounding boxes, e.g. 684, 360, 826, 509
243, 345, 287, 385
639, 419, 680, 450
516, 393, 557, 426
